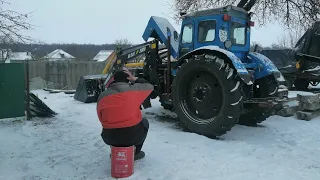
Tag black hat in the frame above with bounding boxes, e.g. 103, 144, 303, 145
113, 70, 129, 83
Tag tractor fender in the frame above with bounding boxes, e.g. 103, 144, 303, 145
247, 52, 286, 84
177, 46, 252, 85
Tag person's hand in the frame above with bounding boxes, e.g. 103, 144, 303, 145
123, 68, 138, 81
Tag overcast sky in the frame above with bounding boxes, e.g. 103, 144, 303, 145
9, 0, 285, 47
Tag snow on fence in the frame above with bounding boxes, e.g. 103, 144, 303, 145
28, 60, 106, 89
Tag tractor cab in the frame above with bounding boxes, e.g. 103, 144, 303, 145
179, 5, 254, 61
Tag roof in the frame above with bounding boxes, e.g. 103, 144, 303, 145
184, 5, 248, 20
10, 52, 33, 61
0, 50, 33, 62
44, 49, 75, 60
92, 50, 114, 62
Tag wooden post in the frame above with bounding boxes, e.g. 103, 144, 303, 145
25, 59, 31, 120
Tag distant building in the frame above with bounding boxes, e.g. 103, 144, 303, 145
92, 50, 114, 62
0, 49, 33, 63
43, 49, 75, 61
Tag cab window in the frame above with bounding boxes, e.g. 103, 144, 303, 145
231, 22, 246, 45
181, 24, 193, 44
198, 20, 216, 42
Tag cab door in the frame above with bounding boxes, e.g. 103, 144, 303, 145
178, 19, 194, 58
228, 18, 250, 60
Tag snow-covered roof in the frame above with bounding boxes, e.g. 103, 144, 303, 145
92, 50, 114, 62
44, 49, 75, 60
10, 52, 32, 61
1, 50, 33, 63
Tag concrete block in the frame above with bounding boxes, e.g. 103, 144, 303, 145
277, 106, 299, 117
296, 110, 320, 121
297, 93, 320, 103
277, 100, 299, 117
299, 102, 320, 111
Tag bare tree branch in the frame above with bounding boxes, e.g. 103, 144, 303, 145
0, 0, 34, 62
114, 38, 132, 46
0, 1, 33, 43
172, 0, 320, 30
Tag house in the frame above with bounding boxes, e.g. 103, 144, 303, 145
0, 49, 33, 63
92, 50, 114, 62
7, 52, 33, 62
43, 49, 75, 61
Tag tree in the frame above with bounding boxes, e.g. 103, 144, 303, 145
0, 0, 33, 62
173, 0, 320, 30
114, 38, 132, 46
277, 26, 304, 48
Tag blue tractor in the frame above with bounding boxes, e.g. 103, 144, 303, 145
97, 0, 288, 137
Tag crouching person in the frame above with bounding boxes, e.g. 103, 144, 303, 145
96, 68, 154, 160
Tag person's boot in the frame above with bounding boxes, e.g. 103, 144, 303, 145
134, 151, 145, 161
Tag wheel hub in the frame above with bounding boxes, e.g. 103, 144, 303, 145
192, 86, 209, 102
181, 71, 223, 120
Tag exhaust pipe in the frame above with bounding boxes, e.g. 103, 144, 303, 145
237, 0, 248, 8
244, 0, 257, 11
237, 0, 257, 11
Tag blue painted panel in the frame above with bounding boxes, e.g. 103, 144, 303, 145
248, 52, 280, 80
193, 15, 224, 51
142, 16, 179, 58
191, 15, 250, 61
179, 45, 249, 75
243, 63, 257, 69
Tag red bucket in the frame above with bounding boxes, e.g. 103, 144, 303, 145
111, 146, 134, 178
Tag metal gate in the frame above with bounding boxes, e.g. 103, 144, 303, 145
0, 63, 25, 119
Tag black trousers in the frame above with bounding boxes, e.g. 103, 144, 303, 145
101, 118, 149, 154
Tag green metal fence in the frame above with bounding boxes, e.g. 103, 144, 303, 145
0, 63, 25, 119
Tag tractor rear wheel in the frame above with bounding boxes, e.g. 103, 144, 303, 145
238, 75, 278, 126
172, 55, 243, 137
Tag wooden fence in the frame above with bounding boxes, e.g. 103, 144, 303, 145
28, 60, 106, 89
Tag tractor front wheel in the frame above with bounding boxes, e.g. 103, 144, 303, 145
172, 55, 243, 137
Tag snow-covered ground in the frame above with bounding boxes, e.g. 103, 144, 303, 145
288, 91, 315, 98
1, 90, 320, 180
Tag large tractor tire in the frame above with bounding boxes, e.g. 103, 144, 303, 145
172, 55, 243, 137
238, 75, 278, 126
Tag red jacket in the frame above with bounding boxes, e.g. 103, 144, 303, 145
97, 78, 153, 129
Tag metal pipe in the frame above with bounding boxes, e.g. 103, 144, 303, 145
166, 28, 172, 95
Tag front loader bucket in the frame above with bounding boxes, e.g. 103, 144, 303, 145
74, 74, 108, 103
